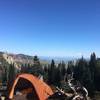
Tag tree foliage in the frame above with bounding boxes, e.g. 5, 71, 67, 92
7, 63, 16, 92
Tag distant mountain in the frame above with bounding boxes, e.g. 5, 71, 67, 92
0, 52, 49, 69
0, 51, 78, 69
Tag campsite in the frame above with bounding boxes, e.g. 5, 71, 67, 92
0, 73, 90, 100
0, 0, 100, 99
0, 53, 100, 100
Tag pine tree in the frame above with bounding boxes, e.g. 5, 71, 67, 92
43, 65, 48, 82
58, 61, 66, 81
67, 61, 74, 74
74, 56, 95, 97
48, 60, 56, 84
31, 55, 43, 76
89, 52, 96, 89
54, 67, 61, 87
33, 55, 40, 66
61, 61, 66, 79
8, 63, 16, 92
2, 65, 7, 83
95, 58, 100, 90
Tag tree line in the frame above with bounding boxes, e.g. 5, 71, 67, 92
2, 53, 100, 97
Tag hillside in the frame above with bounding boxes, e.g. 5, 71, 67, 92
0, 51, 78, 69
0, 52, 9, 67
0, 52, 49, 70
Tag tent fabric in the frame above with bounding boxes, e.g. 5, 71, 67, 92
9, 74, 53, 100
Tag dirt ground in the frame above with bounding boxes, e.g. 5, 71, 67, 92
13, 94, 27, 100
94, 92, 100, 100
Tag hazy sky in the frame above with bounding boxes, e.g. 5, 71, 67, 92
0, 0, 100, 57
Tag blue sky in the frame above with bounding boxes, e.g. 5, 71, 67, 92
0, 0, 100, 57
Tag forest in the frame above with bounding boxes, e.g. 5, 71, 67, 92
4, 52, 100, 99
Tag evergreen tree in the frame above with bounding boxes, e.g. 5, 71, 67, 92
31, 55, 43, 76
43, 65, 48, 82
2, 65, 7, 83
89, 52, 96, 90
95, 59, 100, 90
48, 60, 56, 84
58, 61, 66, 81
67, 61, 74, 74
54, 67, 61, 87
33, 55, 40, 66
61, 61, 66, 79
8, 63, 16, 92
74, 57, 86, 83
74, 57, 94, 97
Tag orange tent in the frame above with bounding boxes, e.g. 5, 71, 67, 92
9, 74, 53, 100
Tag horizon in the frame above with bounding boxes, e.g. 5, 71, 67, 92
1, 50, 99, 59
0, 0, 100, 57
